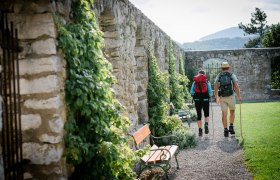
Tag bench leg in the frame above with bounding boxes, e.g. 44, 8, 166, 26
175, 153, 180, 169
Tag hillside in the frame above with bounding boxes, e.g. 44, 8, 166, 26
181, 27, 256, 50
181, 37, 250, 50
199, 27, 246, 41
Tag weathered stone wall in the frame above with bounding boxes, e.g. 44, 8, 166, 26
1, 0, 71, 179
1, 0, 184, 179
0, 64, 3, 179
93, 0, 185, 130
185, 48, 280, 101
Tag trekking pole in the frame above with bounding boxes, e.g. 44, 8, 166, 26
210, 97, 214, 139
239, 100, 243, 139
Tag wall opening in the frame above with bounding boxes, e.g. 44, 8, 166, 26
203, 58, 223, 87
0, 10, 24, 179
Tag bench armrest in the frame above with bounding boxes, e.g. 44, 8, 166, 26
149, 147, 172, 161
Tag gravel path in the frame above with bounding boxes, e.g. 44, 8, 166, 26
167, 103, 253, 180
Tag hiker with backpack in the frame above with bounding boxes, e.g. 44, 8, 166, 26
190, 70, 213, 136
214, 62, 241, 137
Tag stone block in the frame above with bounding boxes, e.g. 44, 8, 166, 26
22, 143, 63, 165
19, 56, 60, 75
9, 13, 56, 39
21, 114, 42, 131
31, 38, 57, 55
39, 134, 62, 144
20, 75, 59, 95
24, 96, 61, 110
49, 116, 64, 133
104, 31, 118, 38
104, 39, 120, 48
134, 46, 145, 57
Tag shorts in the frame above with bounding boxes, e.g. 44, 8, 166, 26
220, 95, 236, 111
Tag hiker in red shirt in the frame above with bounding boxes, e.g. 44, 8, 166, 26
190, 70, 213, 136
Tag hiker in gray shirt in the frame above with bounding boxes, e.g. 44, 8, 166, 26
214, 62, 241, 137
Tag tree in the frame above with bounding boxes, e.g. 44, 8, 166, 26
262, 23, 280, 48
147, 43, 169, 136
168, 40, 185, 109
178, 54, 190, 100
238, 7, 268, 48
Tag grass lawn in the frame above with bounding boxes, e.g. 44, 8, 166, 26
234, 101, 280, 180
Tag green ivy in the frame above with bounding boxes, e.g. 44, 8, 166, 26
147, 43, 169, 136
56, 0, 136, 179
168, 40, 185, 109
178, 54, 190, 100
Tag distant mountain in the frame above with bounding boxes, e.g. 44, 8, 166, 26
199, 27, 246, 41
181, 37, 250, 50
181, 27, 257, 50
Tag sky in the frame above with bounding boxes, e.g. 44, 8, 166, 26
129, 0, 280, 43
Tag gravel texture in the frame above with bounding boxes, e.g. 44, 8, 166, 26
141, 103, 253, 180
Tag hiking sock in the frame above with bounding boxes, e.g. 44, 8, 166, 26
199, 128, 203, 136
229, 124, 235, 134
204, 122, 209, 134
224, 128, 229, 137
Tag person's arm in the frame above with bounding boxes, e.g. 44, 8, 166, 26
190, 82, 195, 96
207, 82, 213, 97
214, 83, 220, 104
232, 74, 241, 101
234, 81, 241, 101
214, 74, 220, 104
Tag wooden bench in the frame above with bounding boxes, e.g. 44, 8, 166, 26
132, 124, 180, 179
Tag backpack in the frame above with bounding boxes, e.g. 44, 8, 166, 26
193, 74, 209, 100
218, 72, 233, 97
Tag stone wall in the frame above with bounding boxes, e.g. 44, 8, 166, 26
185, 48, 280, 101
0, 0, 185, 179
0, 64, 3, 179
93, 0, 185, 131
1, 0, 71, 179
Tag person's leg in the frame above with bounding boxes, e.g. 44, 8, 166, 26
195, 101, 203, 136
220, 97, 229, 137
202, 100, 210, 134
228, 95, 236, 134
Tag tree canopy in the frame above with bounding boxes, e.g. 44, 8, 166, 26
238, 7, 268, 48
262, 23, 280, 48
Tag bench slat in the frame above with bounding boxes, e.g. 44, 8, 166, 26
132, 124, 151, 145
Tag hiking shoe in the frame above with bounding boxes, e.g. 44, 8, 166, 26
199, 128, 203, 136
224, 128, 229, 137
229, 125, 235, 134
204, 123, 209, 134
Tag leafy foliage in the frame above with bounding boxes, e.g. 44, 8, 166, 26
168, 40, 185, 109
262, 23, 280, 48
238, 7, 268, 47
56, 0, 136, 179
178, 54, 190, 100
156, 116, 196, 149
270, 56, 280, 89
147, 44, 169, 136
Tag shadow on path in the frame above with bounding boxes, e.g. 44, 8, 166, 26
168, 103, 252, 180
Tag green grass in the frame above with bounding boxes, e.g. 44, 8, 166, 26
235, 102, 280, 180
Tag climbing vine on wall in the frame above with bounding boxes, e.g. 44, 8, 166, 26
147, 43, 169, 136
56, 0, 136, 179
178, 54, 190, 100
168, 40, 185, 109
